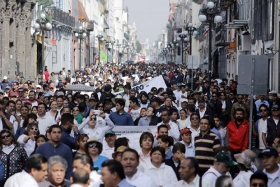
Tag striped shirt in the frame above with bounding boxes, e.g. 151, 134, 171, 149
194, 131, 220, 171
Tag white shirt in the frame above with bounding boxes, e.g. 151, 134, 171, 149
259, 118, 268, 149
177, 119, 187, 130
263, 167, 280, 187
17, 134, 36, 157
0, 115, 17, 133
188, 126, 200, 145
101, 145, 114, 159
130, 108, 142, 121
202, 166, 222, 187
157, 121, 180, 141
126, 170, 157, 187
176, 175, 211, 187
143, 163, 178, 187
37, 113, 56, 135
233, 170, 253, 187
89, 170, 102, 187
4, 170, 38, 187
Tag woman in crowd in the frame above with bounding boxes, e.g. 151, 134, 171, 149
134, 108, 147, 126
177, 109, 187, 130
139, 132, 154, 165
85, 138, 108, 173
46, 101, 60, 122
73, 134, 89, 157
31, 106, 38, 115
143, 146, 177, 187
17, 123, 40, 156
233, 149, 259, 187
15, 100, 22, 117
0, 129, 28, 184
15, 113, 37, 139
157, 135, 173, 160
31, 135, 47, 155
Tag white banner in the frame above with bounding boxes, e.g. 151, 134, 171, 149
114, 75, 167, 95
104, 126, 158, 151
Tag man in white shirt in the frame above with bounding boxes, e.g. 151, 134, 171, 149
101, 130, 116, 159
176, 157, 211, 187
121, 148, 156, 187
258, 148, 280, 187
157, 109, 180, 141
5, 154, 48, 187
203, 151, 237, 187
37, 103, 56, 134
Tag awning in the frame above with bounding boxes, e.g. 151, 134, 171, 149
199, 49, 218, 66
78, 1, 89, 22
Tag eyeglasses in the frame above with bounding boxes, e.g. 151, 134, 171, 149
251, 183, 265, 187
30, 127, 38, 131
91, 118, 96, 121
260, 109, 267, 112
212, 95, 217, 98
1, 134, 11, 139
19, 91, 24, 93
88, 143, 97, 148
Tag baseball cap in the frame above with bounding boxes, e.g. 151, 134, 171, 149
105, 130, 116, 136
215, 151, 237, 166
151, 97, 161, 104
180, 128, 192, 135
258, 148, 278, 158
0, 90, 4, 94
36, 85, 41, 89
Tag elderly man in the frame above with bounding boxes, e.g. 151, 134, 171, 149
39, 156, 70, 187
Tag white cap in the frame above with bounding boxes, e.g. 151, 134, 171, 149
269, 90, 277, 94
3, 76, 7, 79
36, 85, 41, 88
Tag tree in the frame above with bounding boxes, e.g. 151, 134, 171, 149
136, 40, 142, 53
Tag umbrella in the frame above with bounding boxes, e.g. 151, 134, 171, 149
215, 79, 222, 85
65, 84, 94, 92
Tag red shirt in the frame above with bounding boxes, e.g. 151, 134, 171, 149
227, 119, 249, 151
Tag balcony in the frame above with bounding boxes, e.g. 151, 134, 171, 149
85, 20, 94, 31
215, 24, 229, 47
220, 0, 236, 11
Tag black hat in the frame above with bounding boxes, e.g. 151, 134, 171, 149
258, 148, 278, 158
151, 97, 161, 104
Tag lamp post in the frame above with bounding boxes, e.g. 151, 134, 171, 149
198, 1, 222, 80
177, 31, 188, 64
96, 34, 103, 65
186, 23, 198, 55
74, 26, 87, 70
34, 12, 52, 73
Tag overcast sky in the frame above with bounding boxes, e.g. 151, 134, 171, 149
123, 0, 169, 44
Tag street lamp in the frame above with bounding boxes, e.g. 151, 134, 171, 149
35, 12, 52, 73
198, 0, 222, 80
177, 31, 188, 64
186, 23, 197, 55
74, 26, 87, 70
96, 33, 103, 65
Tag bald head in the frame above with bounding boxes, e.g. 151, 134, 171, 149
71, 168, 89, 186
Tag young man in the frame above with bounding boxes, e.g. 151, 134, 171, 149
109, 99, 134, 126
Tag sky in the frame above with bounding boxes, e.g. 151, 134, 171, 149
124, 0, 170, 44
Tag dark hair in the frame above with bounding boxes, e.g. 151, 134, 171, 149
22, 113, 38, 128
114, 137, 129, 152
101, 160, 126, 180
186, 104, 196, 113
185, 157, 199, 175
150, 146, 165, 162
129, 96, 139, 105
0, 129, 19, 146
250, 170, 268, 186
72, 169, 89, 184
161, 109, 171, 116
157, 135, 174, 147
38, 102, 47, 110
74, 154, 93, 171
157, 124, 168, 132
61, 113, 74, 125
116, 99, 125, 107
172, 142, 186, 154
259, 104, 269, 111
85, 141, 103, 154
139, 132, 154, 148
24, 123, 40, 136
76, 134, 89, 149
190, 113, 200, 120
215, 175, 233, 187
235, 108, 245, 115
48, 124, 62, 134
24, 154, 48, 173
121, 148, 140, 162
78, 102, 87, 112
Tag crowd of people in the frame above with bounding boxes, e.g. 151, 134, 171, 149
0, 62, 278, 187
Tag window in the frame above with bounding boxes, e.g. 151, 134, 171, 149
268, 0, 274, 40
52, 45, 57, 64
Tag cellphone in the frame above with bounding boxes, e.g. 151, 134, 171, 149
93, 110, 100, 115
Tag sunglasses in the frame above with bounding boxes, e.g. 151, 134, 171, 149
30, 127, 38, 131
91, 118, 96, 121
260, 109, 267, 112
88, 143, 97, 148
1, 134, 11, 139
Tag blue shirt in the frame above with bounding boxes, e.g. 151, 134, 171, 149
118, 179, 135, 187
93, 155, 109, 172
61, 127, 78, 150
35, 141, 73, 179
165, 148, 172, 160
109, 111, 134, 126
211, 128, 222, 144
